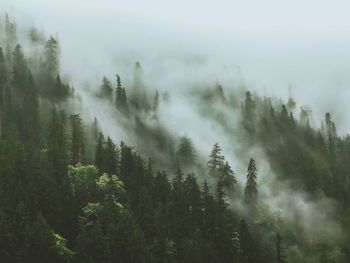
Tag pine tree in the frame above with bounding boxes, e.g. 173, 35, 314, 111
325, 113, 337, 139
201, 179, 216, 240
94, 132, 105, 172
12, 44, 27, 89
215, 179, 227, 210
45, 36, 59, 76
47, 109, 68, 182
208, 143, 224, 178
153, 89, 159, 110
54, 74, 69, 99
69, 114, 85, 164
184, 173, 201, 227
99, 76, 113, 100
244, 158, 258, 206
244, 91, 255, 118
176, 136, 196, 170
104, 137, 118, 175
280, 105, 289, 124
115, 74, 128, 113
218, 161, 237, 190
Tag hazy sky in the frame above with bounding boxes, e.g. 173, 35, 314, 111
3, 0, 350, 133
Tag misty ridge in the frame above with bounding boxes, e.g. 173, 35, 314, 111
0, 9, 350, 263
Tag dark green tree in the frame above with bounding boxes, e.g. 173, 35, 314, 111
99, 76, 113, 100
44, 36, 59, 76
69, 114, 85, 164
115, 74, 128, 113
244, 158, 258, 206
176, 136, 196, 170
208, 143, 224, 178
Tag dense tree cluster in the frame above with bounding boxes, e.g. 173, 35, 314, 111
0, 14, 349, 263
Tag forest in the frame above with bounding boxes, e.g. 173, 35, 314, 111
0, 13, 350, 263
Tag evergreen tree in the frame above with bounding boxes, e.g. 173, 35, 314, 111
99, 76, 113, 100
218, 161, 237, 190
208, 143, 225, 178
153, 89, 160, 110
44, 36, 59, 76
280, 105, 289, 124
176, 136, 196, 170
215, 179, 228, 210
115, 74, 128, 113
94, 132, 105, 172
244, 158, 258, 206
12, 44, 27, 89
69, 114, 85, 164
104, 136, 118, 175
47, 109, 68, 181
243, 91, 256, 134
54, 74, 69, 99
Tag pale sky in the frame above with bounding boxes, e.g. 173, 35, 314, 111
2, 0, 350, 133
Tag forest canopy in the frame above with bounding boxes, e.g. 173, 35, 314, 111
0, 13, 349, 263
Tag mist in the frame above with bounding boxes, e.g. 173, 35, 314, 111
1, 1, 350, 262
3, 0, 350, 134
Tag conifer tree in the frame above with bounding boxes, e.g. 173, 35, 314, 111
104, 136, 118, 175
54, 74, 69, 99
153, 89, 159, 110
243, 91, 256, 134
69, 114, 85, 164
45, 36, 59, 76
218, 161, 237, 190
208, 143, 225, 178
115, 74, 128, 112
99, 76, 113, 100
48, 109, 68, 181
244, 158, 258, 206
94, 132, 105, 172
280, 105, 289, 124
12, 44, 27, 88
215, 179, 227, 210
176, 136, 196, 169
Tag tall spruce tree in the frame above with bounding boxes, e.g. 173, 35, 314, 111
44, 36, 59, 76
208, 143, 225, 178
115, 74, 128, 113
69, 114, 85, 164
176, 136, 196, 169
99, 76, 113, 100
244, 158, 258, 206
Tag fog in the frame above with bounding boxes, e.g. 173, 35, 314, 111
1, 1, 349, 256
3, 0, 350, 134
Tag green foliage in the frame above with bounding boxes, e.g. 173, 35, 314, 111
244, 158, 258, 206
1, 14, 350, 263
